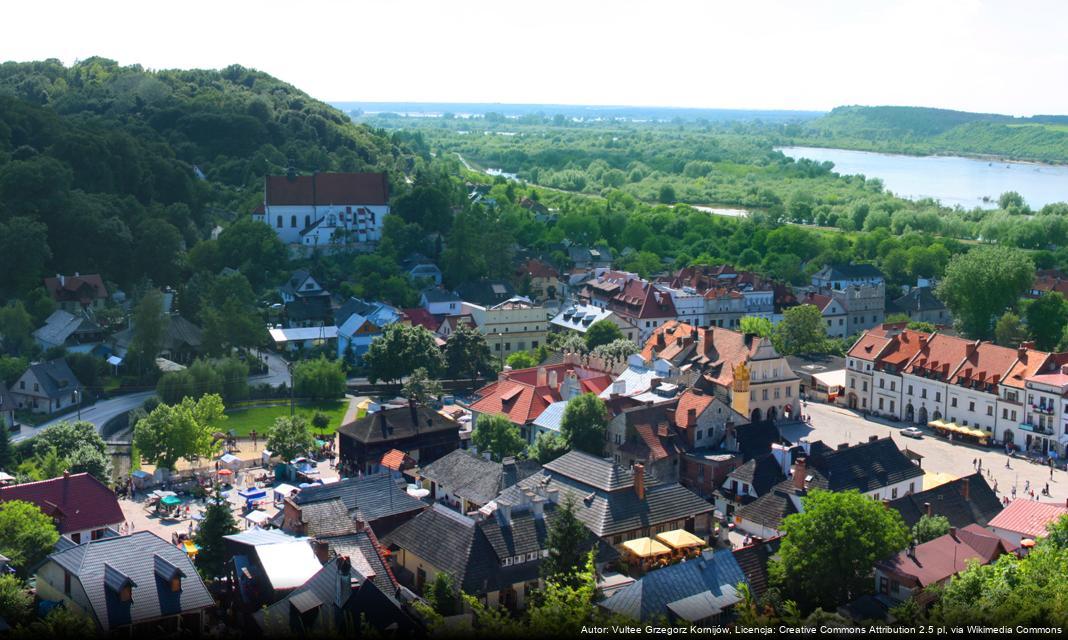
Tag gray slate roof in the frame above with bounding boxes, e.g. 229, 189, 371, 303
293, 473, 426, 524
299, 497, 358, 537
728, 454, 785, 497
419, 450, 541, 506
46, 531, 213, 631
806, 437, 925, 493
599, 548, 748, 622
321, 530, 397, 596
891, 286, 947, 314
33, 310, 102, 347
734, 481, 801, 530
813, 263, 885, 281
886, 472, 1002, 529
19, 358, 83, 399
421, 287, 461, 304
500, 451, 714, 538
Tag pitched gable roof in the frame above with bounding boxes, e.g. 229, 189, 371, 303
293, 473, 426, 524
987, 499, 1068, 539
43, 274, 108, 305
18, 358, 83, 399
805, 437, 925, 493
338, 405, 461, 446
47, 531, 213, 630
599, 548, 747, 622
887, 473, 1003, 529
265, 172, 389, 206
419, 450, 541, 506
875, 524, 1009, 589
1, 472, 123, 534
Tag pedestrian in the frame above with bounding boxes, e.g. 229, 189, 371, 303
1012, 487, 1017, 498
993, 480, 998, 493
978, 459, 982, 472
1025, 480, 1030, 492
973, 458, 977, 469
1030, 489, 1036, 500
1006, 458, 1011, 469
1045, 483, 1050, 495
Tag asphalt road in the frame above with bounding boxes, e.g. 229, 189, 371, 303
15, 390, 156, 443
782, 402, 1068, 504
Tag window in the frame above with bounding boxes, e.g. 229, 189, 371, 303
880, 379, 885, 389
514, 555, 524, 564
786, 387, 792, 397
276, 216, 283, 228
879, 398, 884, 410
290, 215, 297, 228
762, 389, 768, 401
968, 401, 975, 412
921, 389, 927, 399
34, 383, 39, 392
750, 391, 755, 401
696, 430, 704, 440
935, 392, 941, 402
502, 557, 514, 567
19, 381, 24, 390
862, 381, 868, 392
987, 406, 993, 416
890, 401, 895, 413
908, 385, 914, 395
850, 379, 856, 389
527, 552, 538, 562
70, 532, 80, 544
951, 398, 957, 407
891, 487, 898, 499
774, 388, 781, 399
1003, 408, 1008, 419
891, 381, 896, 391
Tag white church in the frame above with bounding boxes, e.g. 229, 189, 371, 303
251, 170, 390, 249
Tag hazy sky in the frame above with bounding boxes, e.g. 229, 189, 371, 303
5, 0, 1067, 115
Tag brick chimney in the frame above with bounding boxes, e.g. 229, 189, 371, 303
961, 479, 970, 501
949, 526, 958, 541
633, 463, 645, 500
311, 539, 331, 563
536, 367, 547, 387
868, 435, 879, 442
837, 442, 850, 451
656, 332, 666, 350
792, 458, 807, 490
924, 502, 932, 517
687, 408, 697, 427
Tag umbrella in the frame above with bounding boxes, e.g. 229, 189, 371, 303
218, 469, 233, 476
1020, 538, 1036, 548
161, 495, 183, 506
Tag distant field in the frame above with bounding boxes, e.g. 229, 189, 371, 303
1006, 123, 1068, 133
211, 399, 348, 437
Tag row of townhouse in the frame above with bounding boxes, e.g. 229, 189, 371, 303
846, 324, 1068, 457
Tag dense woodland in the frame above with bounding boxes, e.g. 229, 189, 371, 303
791, 105, 1068, 165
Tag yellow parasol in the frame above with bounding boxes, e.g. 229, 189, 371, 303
621, 537, 671, 558
655, 529, 705, 550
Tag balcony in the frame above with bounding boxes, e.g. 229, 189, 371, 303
1019, 422, 1055, 436
1031, 403, 1055, 415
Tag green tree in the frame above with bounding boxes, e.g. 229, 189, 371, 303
128, 290, 168, 379
911, 514, 951, 544
444, 322, 491, 378
133, 394, 225, 471
936, 246, 1034, 340
526, 552, 601, 635
425, 571, 459, 616
200, 272, 265, 355
402, 367, 443, 407
215, 218, 287, 289
194, 490, 238, 578
311, 411, 331, 433
591, 338, 639, 363
34, 421, 112, 481
550, 332, 588, 355
740, 316, 774, 338
364, 323, 445, 383
506, 351, 537, 369
541, 497, 593, 585
584, 319, 624, 350
560, 393, 608, 456
11, 604, 96, 640
658, 184, 676, 204
774, 304, 829, 355
1025, 293, 1068, 351
471, 414, 525, 462
293, 356, 346, 400
266, 415, 314, 462
994, 311, 1028, 347
529, 431, 569, 464
0, 302, 34, 356
0, 500, 59, 574
0, 574, 32, 626
770, 489, 910, 611
932, 514, 1068, 627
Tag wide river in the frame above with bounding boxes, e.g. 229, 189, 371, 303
778, 146, 1068, 210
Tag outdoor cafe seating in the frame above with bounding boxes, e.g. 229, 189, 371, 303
654, 529, 707, 560
928, 419, 990, 445
621, 537, 673, 572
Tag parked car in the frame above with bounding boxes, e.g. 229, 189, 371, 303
901, 427, 924, 439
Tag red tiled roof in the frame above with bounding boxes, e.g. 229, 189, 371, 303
875, 329, 931, 369
0, 472, 123, 534
1031, 271, 1068, 298
876, 524, 1009, 588
470, 363, 612, 425
1000, 348, 1050, 391
619, 403, 686, 462
674, 389, 714, 427
987, 499, 1068, 538
847, 331, 893, 361
902, 333, 973, 379
948, 342, 1020, 389
379, 449, 411, 471
43, 274, 108, 305
517, 258, 559, 280
641, 321, 699, 361
804, 293, 834, 313
402, 308, 441, 332
265, 172, 389, 206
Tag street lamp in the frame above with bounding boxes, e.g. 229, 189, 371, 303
74, 389, 81, 421
495, 332, 505, 369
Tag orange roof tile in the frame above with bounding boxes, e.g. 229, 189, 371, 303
848, 331, 893, 361
948, 342, 1019, 389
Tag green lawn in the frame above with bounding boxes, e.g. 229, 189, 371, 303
211, 399, 349, 437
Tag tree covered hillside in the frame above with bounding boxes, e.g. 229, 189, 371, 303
794, 105, 1068, 164
0, 58, 423, 297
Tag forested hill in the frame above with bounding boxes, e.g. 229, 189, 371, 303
792, 105, 1068, 164
0, 58, 422, 297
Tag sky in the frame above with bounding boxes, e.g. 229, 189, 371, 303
4, 0, 1067, 115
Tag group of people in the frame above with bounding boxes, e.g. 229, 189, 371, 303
975, 456, 1055, 504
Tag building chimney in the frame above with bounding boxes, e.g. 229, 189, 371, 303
548, 370, 558, 389
311, 540, 330, 564
650, 378, 661, 390
687, 408, 697, 427
868, 435, 879, 443
532, 499, 545, 519
837, 442, 850, 451
924, 502, 932, 517
949, 526, 957, 541
495, 503, 513, 527
656, 332, 666, 350
498, 370, 508, 383
536, 367, 547, 387
612, 379, 626, 396
961, 479, 970, 502
792, 458, 807, 490
966, 341, 979, 357
633, 463, 645, 500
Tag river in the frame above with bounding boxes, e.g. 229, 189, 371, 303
777, 146, 1068, 210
